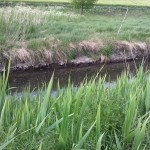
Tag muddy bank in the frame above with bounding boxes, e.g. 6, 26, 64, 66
0, 40, 150, 72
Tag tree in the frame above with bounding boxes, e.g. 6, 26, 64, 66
72, 0, 98, 14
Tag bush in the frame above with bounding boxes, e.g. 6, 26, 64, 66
72, 0, 98, 14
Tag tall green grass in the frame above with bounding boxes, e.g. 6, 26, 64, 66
0, 66, 150, 149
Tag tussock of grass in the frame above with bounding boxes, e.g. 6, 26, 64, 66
0, 66, 150, 149
115, 41, 148, 52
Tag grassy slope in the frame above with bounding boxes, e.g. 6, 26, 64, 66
2, 0, 150, 6
0, 5, 149, 64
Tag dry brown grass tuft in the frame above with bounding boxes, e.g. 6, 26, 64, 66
78, 41, 103, 52
70, 40, 103, 52
116, 41, 135, 52
43, 50, 53, 62
116, 41, 148, 53
6, 48, 33, 65
133, 42, 148, 52
0, 39, 150, 71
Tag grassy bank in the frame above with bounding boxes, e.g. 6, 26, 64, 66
0, 4, 150, 69
0, 66, 150, 149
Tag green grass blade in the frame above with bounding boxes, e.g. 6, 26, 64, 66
96, 133, 104, 150
0, 137, 15, 150
45, 113, 74, 134
38, 142, 42, 150
73, 121, 96, 149
40, 73, 54, 122
132, 117, 149, 150
96, 103, 101, 141
114, 131, 122, 150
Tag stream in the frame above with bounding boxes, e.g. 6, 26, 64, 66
8, 60, 149, 93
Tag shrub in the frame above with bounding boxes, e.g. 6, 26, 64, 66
101, 45, 115, 57
72, 0, 98, 14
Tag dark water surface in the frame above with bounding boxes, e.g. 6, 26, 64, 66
8, 61, 149, 92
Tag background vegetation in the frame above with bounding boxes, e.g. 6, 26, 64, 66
0, 66, 150, 149
0, 4, 150, 63
1, 0, 150, 6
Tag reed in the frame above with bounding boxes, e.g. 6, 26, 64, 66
0, 66, 150, 149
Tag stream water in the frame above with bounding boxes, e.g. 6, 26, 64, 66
8, 60, 149, 93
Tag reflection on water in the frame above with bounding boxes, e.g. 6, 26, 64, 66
8, 60, 149, 92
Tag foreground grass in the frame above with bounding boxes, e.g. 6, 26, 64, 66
0, 66, 150, 149
2, 0, 150, 6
